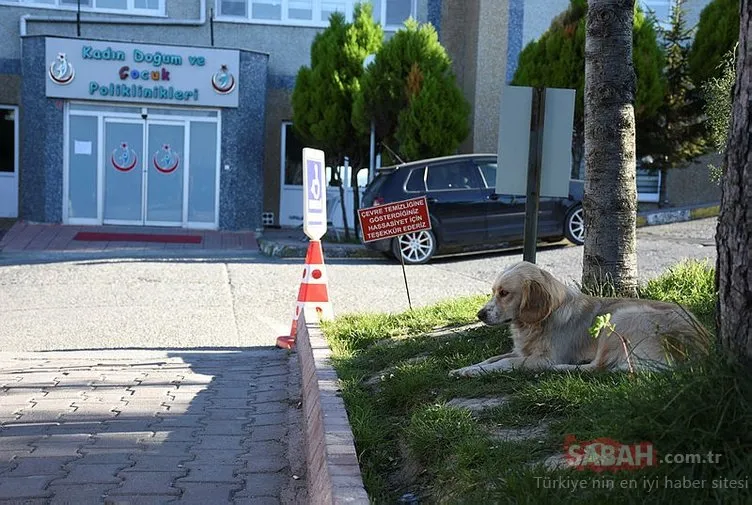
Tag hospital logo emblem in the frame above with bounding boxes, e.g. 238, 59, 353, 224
111, 142, 138, 172
49, 52, 75, 85
153, 144, 180, 174
211, 64, 236, 94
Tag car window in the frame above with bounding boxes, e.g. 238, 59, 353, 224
426, 162, 480, 191
475, 162, 497, 189
405, 167, 426, 192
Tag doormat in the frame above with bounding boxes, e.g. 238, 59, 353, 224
73, 231, 203, 244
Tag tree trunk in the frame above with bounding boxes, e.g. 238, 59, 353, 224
582, 0, 639, 297
716, 0, 752, 363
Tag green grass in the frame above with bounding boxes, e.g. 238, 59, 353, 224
322, 260, 752, 504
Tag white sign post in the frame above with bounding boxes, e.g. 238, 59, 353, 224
302, 147, 327, 241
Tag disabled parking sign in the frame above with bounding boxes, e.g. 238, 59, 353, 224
303, 147, 327, 240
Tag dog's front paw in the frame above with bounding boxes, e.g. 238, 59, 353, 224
449, 366, 483, 378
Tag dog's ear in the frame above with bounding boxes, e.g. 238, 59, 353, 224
518, 279, 553, 324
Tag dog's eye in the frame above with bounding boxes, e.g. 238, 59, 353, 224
498, 290, 509, 298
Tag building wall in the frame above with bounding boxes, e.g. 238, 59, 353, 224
664, 153, 722, 208
19, 34, 268, 230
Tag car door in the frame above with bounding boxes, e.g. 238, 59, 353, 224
424, 160, 486, 245
474, 158, 559, 243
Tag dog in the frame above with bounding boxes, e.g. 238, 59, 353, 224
449, 261, 709, 377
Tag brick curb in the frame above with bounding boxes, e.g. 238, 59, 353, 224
636, 203, 719, 228
295, 308, 370, 505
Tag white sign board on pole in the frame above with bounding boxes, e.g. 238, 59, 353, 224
497, 86, 575, 198
302, 147, 327, 241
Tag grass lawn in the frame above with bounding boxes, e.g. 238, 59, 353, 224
322, 260, 752, 504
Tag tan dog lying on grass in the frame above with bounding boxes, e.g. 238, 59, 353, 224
449, 261, 709, 377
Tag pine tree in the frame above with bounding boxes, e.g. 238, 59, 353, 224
353, 19, 469, 163
513, 0, 665, 177
640, 0, 707, 175
292, 3, 382, 238
688, 0, 739, 88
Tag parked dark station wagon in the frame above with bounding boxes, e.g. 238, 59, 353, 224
360, 153, 585, 264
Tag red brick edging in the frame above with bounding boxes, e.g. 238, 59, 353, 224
296, 309, 370, 505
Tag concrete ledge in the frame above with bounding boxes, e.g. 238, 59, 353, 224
636, 203, 719, 228
295, 308, 370, 505
258, 237, 382, 260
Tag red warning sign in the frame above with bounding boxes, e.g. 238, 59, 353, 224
358, 196, 432, 243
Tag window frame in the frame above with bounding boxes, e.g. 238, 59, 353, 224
215, 0, 417, 29
0, 0, 166, 17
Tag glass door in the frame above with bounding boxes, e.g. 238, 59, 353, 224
145, 121, 185, 226
103, 119, 144, 224
0, 107, 18, 218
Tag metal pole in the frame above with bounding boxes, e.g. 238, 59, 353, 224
369, 119, 376, 182
522, 87, 546, 264
210, 8, 215, 46
398, 242, 413, 311
76, 0, 81, 37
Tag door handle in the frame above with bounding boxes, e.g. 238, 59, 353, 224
426, 197, 438, 204
487, 193, 499, 201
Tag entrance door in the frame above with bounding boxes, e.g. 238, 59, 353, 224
103, 119, 145, 224
0, 106, 18, 218
145, 121, 185, 226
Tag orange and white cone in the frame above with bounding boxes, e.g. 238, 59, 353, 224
276, 240, 334, 349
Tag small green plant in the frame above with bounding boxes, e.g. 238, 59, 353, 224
589, 313, 635, 373
701, 45, 737, 184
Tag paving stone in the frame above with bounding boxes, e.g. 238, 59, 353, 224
109, 471, 184, 496
200, 419, 251, 436
251, 390, 288, 404
193, 435, 243, 450
0, 449, 32, 463
127, 455, 193, 472
247, 425, 286, 442
49, 484, 118, 505
103, 495, 177, 505
0, 423, 55, 437
248, 413, 285, 427
172, 482, 244, 505
6, 455, 72, 477
134, 441, 193, 457
77, 448, 136, 465
235, 472, 285, 498
238, 457, 286, 474
251, 401, 287, 414
233, 495, 280, 505
241, 441, 285, 459
176, 463, 241, 483
186, 450, 243, 466
89, 431, 153, 448
148, 429, 197, 443
153, 414, 205, 428
102, 419, 162, 433
52, 463, 123, 484
0, 475, 55, 499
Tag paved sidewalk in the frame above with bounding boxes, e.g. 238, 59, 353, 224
0, 349, 306, 505
0, 223, 258, 254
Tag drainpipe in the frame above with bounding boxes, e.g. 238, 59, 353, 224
20, 0, 207, 37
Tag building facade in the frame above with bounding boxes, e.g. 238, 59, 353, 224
0, 0, 715, 230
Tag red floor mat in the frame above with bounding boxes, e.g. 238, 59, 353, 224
73, 231, 203, 244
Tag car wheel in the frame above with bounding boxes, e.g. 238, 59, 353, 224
564, 204, 585, 245
391, 230, 437, 265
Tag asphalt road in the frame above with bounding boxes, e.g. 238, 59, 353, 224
0, 218, 717, 352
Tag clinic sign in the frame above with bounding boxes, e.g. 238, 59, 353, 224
45, 37, 240, 108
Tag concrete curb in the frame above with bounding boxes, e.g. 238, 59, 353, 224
295, 308, 370, 505
257, 237, 382, 260
636, 203, 719, 227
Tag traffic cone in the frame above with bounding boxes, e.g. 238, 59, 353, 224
276, 240, 334, 349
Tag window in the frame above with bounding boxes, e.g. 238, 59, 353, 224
426, 163, 479, 191
6, 0, 163, 14
251, 0, 281, 20
475, 162, 497, 189
217, 0, 416, 27
282, 122, 304, 185
405, 167, 426, 192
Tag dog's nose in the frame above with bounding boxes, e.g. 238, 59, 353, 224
477, 308, 487, 322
